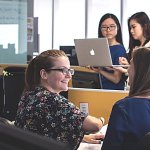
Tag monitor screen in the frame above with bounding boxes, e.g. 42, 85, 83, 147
60, 46, 78, 66
0, 122, 71, 150
2, 66, 26, 121
72, 70, 102, 89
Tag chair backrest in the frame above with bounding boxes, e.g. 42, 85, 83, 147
2, 66, 26, 121
0, 116, 14, 126
0, 121, 71, 150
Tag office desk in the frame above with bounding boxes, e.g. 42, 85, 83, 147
68, 88, 128, 124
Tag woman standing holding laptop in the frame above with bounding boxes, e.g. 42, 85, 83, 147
90, 13, 128, 90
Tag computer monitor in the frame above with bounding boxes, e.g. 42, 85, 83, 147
0, 122, 71, 150
72, 70, 102, 89
60, 46, 79, 66
2, 66, 26, 121
0, 76, 4, 115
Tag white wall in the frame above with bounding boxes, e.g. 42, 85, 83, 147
34, 0, 150, 53
34, 0, 52, 51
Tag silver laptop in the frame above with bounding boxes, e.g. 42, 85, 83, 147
74, 38, 128, 67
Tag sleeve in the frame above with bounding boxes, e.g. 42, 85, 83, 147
101, 102, 128, 150
113, 46, 128, 65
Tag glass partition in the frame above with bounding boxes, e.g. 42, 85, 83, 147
0, 0, 27, 64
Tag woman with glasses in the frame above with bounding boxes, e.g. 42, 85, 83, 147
90, 13, 127, 90
14, 50, 104, 150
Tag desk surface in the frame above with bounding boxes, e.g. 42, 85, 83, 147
78, 142, 102, 150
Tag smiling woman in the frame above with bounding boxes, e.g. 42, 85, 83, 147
14, 49, 104, 150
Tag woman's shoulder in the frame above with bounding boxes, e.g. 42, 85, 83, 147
110, 44, 127, 57
115, 97, 150, 107
110, 44, 126, 50
26, 86, 62, 100
135, 41, 150, 49
111, 97, 150, 117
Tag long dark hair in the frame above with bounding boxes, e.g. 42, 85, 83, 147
129, 47, 150, 97
98, 13, 123, 45
25, 50, 67, 91
128, 12, 150, 61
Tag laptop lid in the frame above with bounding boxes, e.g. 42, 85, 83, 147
74, 38, 112, 67
74, 38, 128, 67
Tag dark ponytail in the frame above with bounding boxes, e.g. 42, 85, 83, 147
25, 57, 37, 91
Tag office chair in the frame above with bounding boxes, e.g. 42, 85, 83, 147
0, 121, 71, 150
2, 66, 26, 121
0, 116, 14, 126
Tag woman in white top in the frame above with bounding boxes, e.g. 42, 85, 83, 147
118, 12, 150, 73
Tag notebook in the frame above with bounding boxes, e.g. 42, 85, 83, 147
74, 38, 128, 67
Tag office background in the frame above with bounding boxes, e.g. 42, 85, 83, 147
0, 0, 150, 64
34, 0, 150, 51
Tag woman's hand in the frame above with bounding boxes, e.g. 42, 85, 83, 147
90, 66, 100, 72
119, 57, 129, 65
87, 66, 103, 73
83, 133, 105, 144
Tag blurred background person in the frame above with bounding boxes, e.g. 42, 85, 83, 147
118, 12, 150, 73
90, 13, 128, 90
101, 47, 150, 150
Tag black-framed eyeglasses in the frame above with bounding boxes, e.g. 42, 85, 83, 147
47, 68, 74, 75
101, 25, 117, 31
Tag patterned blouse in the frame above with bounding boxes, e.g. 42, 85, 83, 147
15, 86, 87, 150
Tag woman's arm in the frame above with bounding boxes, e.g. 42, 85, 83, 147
82, 115, 104, 133
83, 133, 105, 144
99, 68, 122, 84
91, 67, 122, 84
